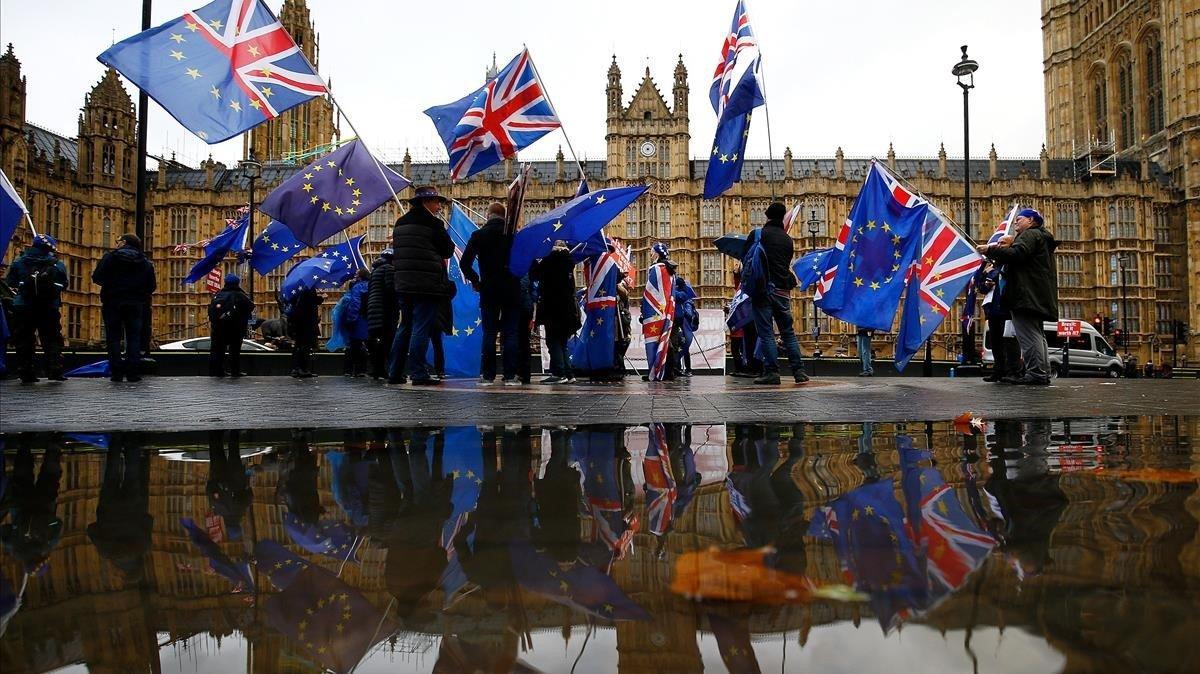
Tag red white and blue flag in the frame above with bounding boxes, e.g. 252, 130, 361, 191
425, 49, 561, 181
641, 263, 676, 381
894, 206, 983, 370
99, 0, 327, 144
642, 424, 677, 537
988, 203, 1021, 245
709, 0, 758, 116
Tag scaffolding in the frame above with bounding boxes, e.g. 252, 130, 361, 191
1073, 133, 1118, 180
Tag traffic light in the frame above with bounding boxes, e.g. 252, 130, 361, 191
1102, 317, 1114, 335
1113, 328, 1123, 347
1176, 320, 1189, 344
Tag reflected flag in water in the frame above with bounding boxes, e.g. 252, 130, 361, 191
807, 479, 926, 632
264, 564, 394, 674
569, 430, 636, 562
283, 511, 362, 564
179, 517, 253, 591
643, 423, 677, 537
437, 426, 484, 601
509, 540, 649, 621
254, 539, 311, 590
706, 612, 761, 674
328, 451, 369, 528
436, 205, 483, 377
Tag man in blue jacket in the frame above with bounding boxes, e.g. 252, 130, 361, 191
5, 234, 67, 383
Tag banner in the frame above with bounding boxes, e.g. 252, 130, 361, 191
544, 309, 726, 374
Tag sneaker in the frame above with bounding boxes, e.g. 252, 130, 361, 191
793, 369, 810, 383
478, 376, 495, 387
19, 373, 38, 384
563, 377, 577, 384
125, 374, 142, 383
47, 373, 67, 382
503, 378, 523, 387
754, 372, 782, 385
411, 377, 440, 386
540, 376, 562, 384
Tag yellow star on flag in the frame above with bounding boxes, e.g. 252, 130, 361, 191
228, 99, 241, 111
595, 194, 606, 204
249, 100, 262, 110
170, 50, 186, 61
327, 160, 336, 168
346, 207, 356, 215
882, 222, 891, 232
185, 21, 199, 32
261, 86, 274, 98
345, 177, 355, 186
169, 33, 185, 44
335, 207, 344, 215
313, 164, 322, 172
208, 19, 224, 30
302, 183, 313, 192
351, 188, 362, 197
248, 44, 260, 57
209, 86, 220, 99
869, 281, 880, 290
552, 221, 563, 231
185, 67, 202, 80
853, 277, 864, 287
321, 202, 331, 212
310, 196, 319, 204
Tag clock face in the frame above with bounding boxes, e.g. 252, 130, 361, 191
639, 140, 657, 158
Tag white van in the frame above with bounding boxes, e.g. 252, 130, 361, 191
982, 320, 1124, 377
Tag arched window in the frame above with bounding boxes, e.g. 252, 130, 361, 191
1144, 34, 1165, 135
1091, 69, 1108, 142
102, 142, 115, 176
1115, 53, 1134, 148
102, 215, 112, 248
658, 202, 671, 239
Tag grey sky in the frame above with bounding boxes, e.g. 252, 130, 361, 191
1, 0, 1046, 169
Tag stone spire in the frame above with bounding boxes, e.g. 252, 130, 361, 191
672, 54, 688, 116
988, 143, 998, 179
606, 55, 622, 117
886, 142, 896, 168
937, 143, 947, 179
1040, 143, 1049, 179
783, 146, 793, 178
835, 147, 845, 179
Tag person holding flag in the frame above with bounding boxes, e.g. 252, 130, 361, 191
748, 203, 809, 385
207, 273, 253, 378
642, 243, 677, 381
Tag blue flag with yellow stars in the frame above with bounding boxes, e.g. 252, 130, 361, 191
264, 564, 394, 674
254, 540, 311, 590
98, 0, 327, 144
792, 247, 834, 291
433, 205, 483, 378
703, 56, 765, 199
509, 185, 650, 277
179, 517, 253, 591
509, 539, 649, 621
280, 236, 366, 299
436, 426, 484, 601
282, 511, 362, 565
260, 139, 410, 247
250, 219, 307, 275
815, 162, 927, 330
183, 213, 249, 285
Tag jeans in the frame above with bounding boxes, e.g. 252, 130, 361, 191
103, 302, 143, 379
1011, 310, 1050, 381
856, 333, 873, 374
750, 292, 804, 374
389, 297, 439, 381
545, 331, 572, 378
479, 291, 520, 380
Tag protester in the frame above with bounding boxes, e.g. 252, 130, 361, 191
389, 186, 454, 386
339, 268, 371, 377
366, 248, 398, 380
461, 202, 521, 385
6, 234, 67, 383
286, 285, 323, 378
856, 327, 874, 376
92, 233, 156, 383
748, 202, 808, 385
977, 208, 1058, 385
978, 261, 1020, 382
613, 278, 633, 378
673, 275, 699, 377
729, 267, 763, 378
207, 273, 253, 377
532, 241, 579, 384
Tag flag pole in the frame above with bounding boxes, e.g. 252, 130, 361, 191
24, 212, 37, 237
524, 46, 587, 181
450, 199, 488, 223
744, 0, 777, 200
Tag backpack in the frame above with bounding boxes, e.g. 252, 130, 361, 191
740, 229, 772, 299
21, 257, 59, 302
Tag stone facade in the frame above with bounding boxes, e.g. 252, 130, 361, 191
0, 1, 1194, 366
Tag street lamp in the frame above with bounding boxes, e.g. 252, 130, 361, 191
1117, 253, 1130, 357
953, 45, 979, 365
807, 210, 822, 375
240, 150, 262, 300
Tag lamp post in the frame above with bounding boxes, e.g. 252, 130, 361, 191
240, 150, 262, 300
1117, 253, 1130, 357
807, 210, 822, 375
953, 45, 979, 365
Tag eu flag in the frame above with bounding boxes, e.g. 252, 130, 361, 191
183, 213, 250, 285
437, 426, 484, 601
703, 59, 764, 199
98, 0, 326, 144
250, 219, 307, 275
0, 168, 27, 264
568, 252, 620, 371
254, 539, 311, 590
509, 540, 649, 621
791, 247, 834, 291
64, 359, 112, 378
436, 206, 482, 378
280, 236, 366, 299
509, 185, 649, 277
814, 162, 926, 330
282, 511, 362, 564
180, 516, 253, 591
259, 139, 410, 247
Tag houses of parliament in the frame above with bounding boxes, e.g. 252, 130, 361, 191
0, 0, 1195, 365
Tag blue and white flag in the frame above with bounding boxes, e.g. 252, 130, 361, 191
435, 205, 483, 378
792, 247, 834, 291
703, 1, 765, 199
425, 49, 561, 181
280, 235, 366, 299
0, 168, 27, 264
98, 0, 327, 144
569, 251, 620, 371
509, 185, 649, 277
249, 219, 306, 275
183, 213, 250, 285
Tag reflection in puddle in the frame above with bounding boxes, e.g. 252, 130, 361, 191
1, 418, 1197, 673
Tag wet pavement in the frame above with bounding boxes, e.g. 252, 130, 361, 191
2, 375, 1198, 432
1, 416, 1197, 673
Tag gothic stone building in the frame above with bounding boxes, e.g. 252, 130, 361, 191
0, 0, 1194, 365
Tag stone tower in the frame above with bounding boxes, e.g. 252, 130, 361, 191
77, 68, 136, 193
604, 59, 690, 181
243, 0, 338, 163
0, 44, 28, 182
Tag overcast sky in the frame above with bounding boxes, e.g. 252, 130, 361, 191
1, 0, 1046, 169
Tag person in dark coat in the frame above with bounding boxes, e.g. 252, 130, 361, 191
206, 430, 251, 541
388, 186, 454, 385
461, 202, 521, 384
207, 273, 254, 377
87, 433, 152, 579
979, 208, 1058, 385
6, 234, 67, 383
340, 268, 371, 377
531, 242, 580, 383
92, 233, 156, 383
978, 262, 1021, 382
286, 286, 323, 378
431, 297, 450, 379
366, 249, 398, 380
749, 203, 808, 385
1, 435, 63, 574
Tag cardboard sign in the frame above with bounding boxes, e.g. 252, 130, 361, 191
206, 267, 223, 294
1057, 320, 1081, 337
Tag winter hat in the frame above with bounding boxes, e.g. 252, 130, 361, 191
765, 202, 787, 220
33, 234, 57, 251
225, 273, 241, 285
1016, 208, 1044, 226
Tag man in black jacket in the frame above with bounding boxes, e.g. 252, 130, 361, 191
366, 249, 398, 380
92, 233, 156, 382
389, 186, 454, 385
750, 202, 809, 384
207, 273, 254, 377
460, 202, 520, 384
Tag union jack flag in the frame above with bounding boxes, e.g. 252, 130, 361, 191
642, 262, 676, 380
99, 0, 327, 144
710, 0, 758, 116
988, 203, 1020, 245
426, 49, 561, 181
642, 424, 677, 537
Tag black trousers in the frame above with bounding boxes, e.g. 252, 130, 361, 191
13, 305, 63, 377
103, 302, 143, 379
209, 327, 244, 376
987, 315, 1021, 377
369, 327, 395, 379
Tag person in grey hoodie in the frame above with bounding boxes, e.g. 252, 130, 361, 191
92, 233, 156, 382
